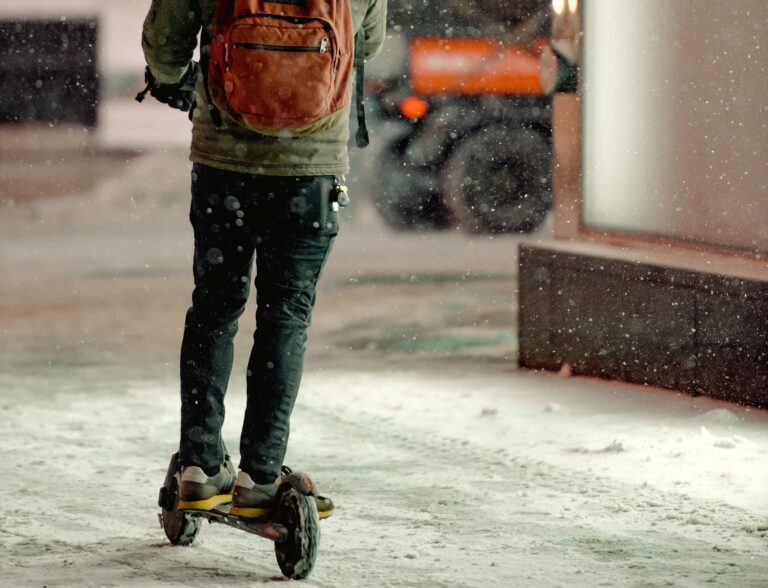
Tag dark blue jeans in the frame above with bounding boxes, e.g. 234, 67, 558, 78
179, 164, 338, 483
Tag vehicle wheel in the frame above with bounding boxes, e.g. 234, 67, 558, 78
442, 124, 551, 233
375, 149, 453, 231
158, 453, 202, 546
274, 487, 319, 580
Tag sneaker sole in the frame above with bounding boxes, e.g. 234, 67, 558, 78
177, 493, 233, 511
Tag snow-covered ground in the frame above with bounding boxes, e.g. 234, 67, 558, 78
1, 145, 767, 586
1, 364, 767, 587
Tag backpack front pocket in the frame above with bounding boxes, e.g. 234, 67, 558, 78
225, 17, 336, 122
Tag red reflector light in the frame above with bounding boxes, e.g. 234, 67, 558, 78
400, 96, 429, 120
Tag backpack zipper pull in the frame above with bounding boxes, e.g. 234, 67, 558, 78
320, 37, 329, 53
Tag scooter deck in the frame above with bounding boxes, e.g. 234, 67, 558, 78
181, 505, 289, 543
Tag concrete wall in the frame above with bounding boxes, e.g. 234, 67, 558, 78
519, 243, 768, 407
0, 0, 150, 77
581, 0, 768, 254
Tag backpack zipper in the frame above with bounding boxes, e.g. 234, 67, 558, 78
235, 37, 329, 53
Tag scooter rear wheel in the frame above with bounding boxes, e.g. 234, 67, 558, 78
158, 453, 202, 546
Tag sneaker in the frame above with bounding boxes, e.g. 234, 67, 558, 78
230, 467, 335, 520
311, 494, 335, 520
229, 471, 279, 519
281, 468, 335, 520
177, 460, 236, 511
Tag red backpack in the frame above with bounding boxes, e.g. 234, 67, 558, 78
204, 0, 363, 140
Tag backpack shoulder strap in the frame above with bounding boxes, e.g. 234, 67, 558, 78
354, 31, 370, 149
200, 27, 223, 129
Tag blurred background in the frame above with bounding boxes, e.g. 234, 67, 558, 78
1, 0, 766, 396
0, 0, 558, 377
0, 0, 555, 232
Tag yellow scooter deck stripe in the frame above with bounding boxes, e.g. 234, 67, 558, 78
229, 505, 273, 518
229, 506, 333, 519
178, 493, 233, 511
228, 498, 333, 520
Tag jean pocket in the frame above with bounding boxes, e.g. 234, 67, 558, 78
285, 177, 339, 236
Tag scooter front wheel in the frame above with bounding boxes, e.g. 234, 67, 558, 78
274, 487, 320, 580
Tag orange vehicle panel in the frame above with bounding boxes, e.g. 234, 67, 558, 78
410, 38, 544, 96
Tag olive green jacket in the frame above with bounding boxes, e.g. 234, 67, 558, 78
142, 0, 387, 176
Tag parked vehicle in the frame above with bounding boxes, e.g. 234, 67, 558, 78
373, 1, 552, 233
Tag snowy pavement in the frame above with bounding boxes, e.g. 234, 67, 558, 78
1, 364, 767, 587
1, 149, 767, 586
